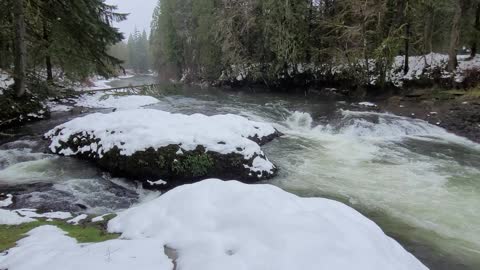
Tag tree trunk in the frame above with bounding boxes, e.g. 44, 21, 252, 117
448, 0, 463, 72
43, 20, 53, 82
305, 0, 313, 63
471, 3, 480, 59
403, 0, 410, 74
13, 0, 27, 97
423, 5, 434, 55
404, 22, 410, 74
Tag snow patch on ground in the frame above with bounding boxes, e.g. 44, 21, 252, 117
45, 109, 277, 172
75, 92, 159, 110
44, 101, 73, 112
15, 209, 72, 220
0, 209, 35, 225
91, 214, 109, 223
0, 180, 426, 270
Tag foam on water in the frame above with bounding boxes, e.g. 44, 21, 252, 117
270, 110, 480, 266
0, 140, 147, 214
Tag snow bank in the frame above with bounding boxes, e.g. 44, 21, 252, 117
109, 179, 427, 270
46, 109, 276, 166
75, 92, 159, 110
0, 180, 426, 270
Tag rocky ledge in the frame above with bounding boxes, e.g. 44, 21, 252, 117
45, 109, 281, 188
380, 91, 480, 143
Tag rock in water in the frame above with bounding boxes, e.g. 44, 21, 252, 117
45, 109, 280, 187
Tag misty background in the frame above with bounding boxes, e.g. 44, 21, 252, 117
106, 0, 158, 37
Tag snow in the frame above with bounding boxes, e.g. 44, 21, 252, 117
75, 92, 159, 110
15, 209, 72, 220
0, 194, 13, 207
76, 77, 113, 91
118, 74, 135, 79
109, 179, 427, 270
358, 102, 377, 108
0, 180, 426, 270
0, 70, 14, 91
0, 225, 173, 270
0, 209, 35, 225
67, 214, 88, 225
147, 179, 167, 186
91, 214, 109, 223
244, 156, 275, 173
45, 109, 277, 174
44, 101, 73, 112
389, 53, 480, 87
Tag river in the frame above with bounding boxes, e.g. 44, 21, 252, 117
1, 75, 479, 270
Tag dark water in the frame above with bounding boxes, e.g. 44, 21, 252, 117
1, 75, 479, 269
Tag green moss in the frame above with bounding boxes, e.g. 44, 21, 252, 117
0, 215, 119, 252
172, 153, 214, 177
0, 221, 43, 251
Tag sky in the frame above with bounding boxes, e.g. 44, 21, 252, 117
106, 0, 158, 38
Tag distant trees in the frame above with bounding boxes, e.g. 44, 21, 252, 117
1, 0, 127, 97
108, 29, 151, 74
127, 29, 150, 74
150, 0, 480, 86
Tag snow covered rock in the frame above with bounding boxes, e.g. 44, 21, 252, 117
113, 179, 427, 270
0, 180, 427, 270
45, 109, 280, 186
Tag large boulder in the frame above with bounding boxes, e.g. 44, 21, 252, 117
45, 109, 280, 188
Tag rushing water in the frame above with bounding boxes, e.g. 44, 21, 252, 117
1, 76, 479, 269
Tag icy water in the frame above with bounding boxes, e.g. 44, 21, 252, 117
1, 75, 480, 270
